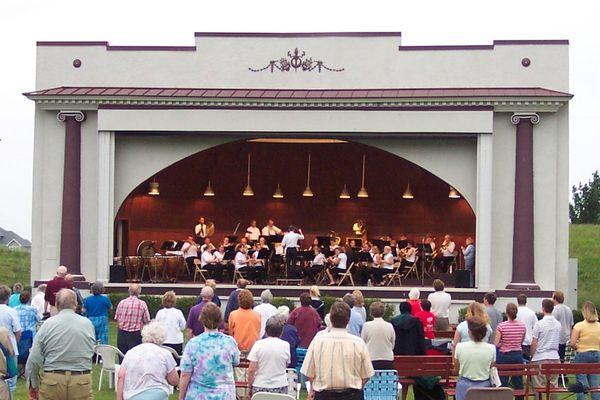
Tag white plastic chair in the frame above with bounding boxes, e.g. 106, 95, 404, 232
95, 344, 124, 390
251, 393, 295, 400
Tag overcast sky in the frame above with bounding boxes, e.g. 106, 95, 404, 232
0, 0, 598, 239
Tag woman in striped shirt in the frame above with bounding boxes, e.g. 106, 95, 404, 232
494, 303, 527, 398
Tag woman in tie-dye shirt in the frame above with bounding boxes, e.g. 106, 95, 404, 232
179, 303, 240, 400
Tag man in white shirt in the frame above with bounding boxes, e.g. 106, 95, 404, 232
325, 247, 348, 285
201, 248, 223, 282
200, 237, 216, 253
530, 299, 562, 395
261, 220, 282, 237
181, 236, 200, 274
427, 279, 452, 331
516, 293, 540, 360
31, 284, 48, 318
304, 247, 326, 283
235, 245, 256, 282
436, 234, 456, 273
194, 217, 207, 242
0, 285, 22, 395
245, 220, 261, 242
253, 290, 278, 338
281, 226, 304, 278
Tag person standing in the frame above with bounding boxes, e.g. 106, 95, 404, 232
301, 301, 374, 400
0, 285, 21, 396
276, 307, 301, 368
155, 291, 186, 356
44, 265, 71, 316
495, 303, 526, 398
427, 279, 452, 331
253, 289, 278, 338
415, 300, 437, 341
245, 220, 261, 242
8, 283, 23, 308
194, 216, 208, 242
14, 290, 41, 338
484, 292, 503, 344
392, 302, 426, 355
228, 289, 261, 353
352, 290, 367, 322
281, 226, 304, 278
114, 284, 150, 357
362, 301, 395, 369
407, 288, 423, 316
25, 289, 95, 400
31, 284, 47, 318
516, 293, 540, 361
0, 327, 14, 399
343, 293, 364, 337
288, 293, 323, 348
570, 301, 600, 400
224, 279, 248, 323
187, 286, 217, 339
309, 286, 325, 320
530, 299, 562, 398
182, 236, 200, 278
461, 237, 476, 272
552, 290, 574, 363
261, 220, 282, 237
82, 281, 113, 345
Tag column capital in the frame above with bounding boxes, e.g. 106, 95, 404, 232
510, 112, 540, 125
57, 110, 86, 123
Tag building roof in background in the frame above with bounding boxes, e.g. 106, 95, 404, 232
0, 227, 31, 248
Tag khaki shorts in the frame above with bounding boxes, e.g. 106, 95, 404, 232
39, 371, 92, 400
0, 379, 9, 400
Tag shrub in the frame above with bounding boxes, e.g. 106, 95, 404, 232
108, 293, 197, 319
272, 297, 296, 311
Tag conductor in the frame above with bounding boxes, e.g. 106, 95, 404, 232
281, 225, 304, 278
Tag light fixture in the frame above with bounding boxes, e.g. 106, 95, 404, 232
203, 180, 215, 197
148, 178, 160, 196
339, 184, 351, 199
243, 153, 254, 196
402, 182, 414, 199
357, 154, 369, 198
273, 183, 284, 199
302, 153, 314, 197
448, 186, 461, 199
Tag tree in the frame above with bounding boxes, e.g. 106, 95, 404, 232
570, 170, 600, 224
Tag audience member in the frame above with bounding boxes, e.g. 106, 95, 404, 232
26, 289, 95, 400
276, 306, 301, 368
415, 299, 436, 340
530, 299, 562, 396
427, 279, 452, 331
352, 290, 367, 322
228, 289, 261, 352
247, 315, 291, 395
408, 288, 423, 315
343, 293, 364, 337
301, 301, 374, 400
361, 301, 395, 369
495, 303, 526, 398
224, 279, 248, 322
310, 285, 325, 320
392, 301, 426, 355
31, 284, 47, 318
83, 281, 112, 345
570, 301, 600, 400
65, 274, 85, 313
44, 265, 71, 316
288, 293, 322, 348
15, 289, 40, 338
484, 292, 503, 343
0, 285, 21, 396
552, 290, 574, 363
206, 279, 221, 307
114, 284, 150, 357
454, 317, 496, 400
179, 303, 240, 399
116, 321, 179, 400
8, 283, 23, 307
453, 302, 493, 348
155, 291, 186, 356
516, 293, 539, 360
254, 289, 278, 338
0, 327, 14, 399
187, 286, 215, 338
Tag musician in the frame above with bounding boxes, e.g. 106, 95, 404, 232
181, 236, 200, 273
200, 237, 216, 253
400, 241, 417, 267
461, 237, 475, 271
201, 246, 223, 282
222, 236, 232, 248
248, 244, 267, 283
194, 217, 208, 242
257, 236, 269, 250
281, 226, 304, 278
304, 246, 326, 283
261, 219, 282, 236
239, 237, 251, 251
329, 237, 339, 253
365, 245, 382, 284
390, 239, 398, 257
424, 235, 436, 253
372, 245, 394, 285
234, 244, 256, 282
245, 220, 261, 242
306, 238, 321, 252
214, 245, 225, 263
435, 234, 456, 273
325, 247, 347, 285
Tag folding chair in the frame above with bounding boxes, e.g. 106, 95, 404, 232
286, 368, 302, 400
386, 262, 403, 286
251, 393, 295, 400
401, 256, 420, 280
193, 258, 209, 283
337, 262, 355, 286
364, 370, 399, 400
465, 387, 513, 400
233, 268, 248, 284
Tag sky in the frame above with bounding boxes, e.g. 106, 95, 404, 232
0, 0, 598, 240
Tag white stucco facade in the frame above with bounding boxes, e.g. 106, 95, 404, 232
26, 32, 571, 299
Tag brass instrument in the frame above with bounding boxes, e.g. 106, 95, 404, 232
352, 219, 365, 236
205, 221, 215, 237
329, 230, 341, 247
431, 242, 449, 259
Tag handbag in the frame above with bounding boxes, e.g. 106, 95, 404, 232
489, 366, 501, 387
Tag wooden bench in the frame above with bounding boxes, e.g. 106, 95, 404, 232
393, 355, 455, 400
534, 362, 600, 400
493, 363, 540, 399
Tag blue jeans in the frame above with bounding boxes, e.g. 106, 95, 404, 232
497, 351, 524, 388
575, 351, 600, 400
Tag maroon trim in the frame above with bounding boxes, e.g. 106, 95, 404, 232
106, 45, 196, 51
97, 104, 493, 111
60, 116, 83, 275
494, 39, 569, 45
37, 41, 108, 46
399, 39, 569, 51
508, 119, 539, 290
194, 32, 402, 37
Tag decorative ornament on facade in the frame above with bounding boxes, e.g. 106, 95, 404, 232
249, 48, 344, 73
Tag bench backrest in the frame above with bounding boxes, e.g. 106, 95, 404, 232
393, 355, 454, 379
540, 362, 600, 375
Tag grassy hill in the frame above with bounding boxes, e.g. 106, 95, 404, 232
569, 224, 600, 308
0, 247, 31, 286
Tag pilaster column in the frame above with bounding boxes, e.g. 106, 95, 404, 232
507, 113, 540, 290
57, 110, 85, 275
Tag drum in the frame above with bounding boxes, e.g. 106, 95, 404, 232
164, 256, 183, 282
124, 256, 143, 282
147, 256, 166, 282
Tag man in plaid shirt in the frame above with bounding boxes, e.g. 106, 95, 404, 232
114, 283, 150, 357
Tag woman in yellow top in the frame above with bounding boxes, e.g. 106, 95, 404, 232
570, 301, 600, 400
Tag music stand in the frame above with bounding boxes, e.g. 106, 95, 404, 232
358, 252, 373, 263
346, 237, 363, 248
226, 235, 238, 243
160, 241, 175, 251
174, 241, 185, 251
223, 249, 236, 261
372, 239, 390, 250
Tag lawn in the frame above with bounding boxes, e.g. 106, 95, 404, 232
569, 224, 600, 308
0, 247, 30, 286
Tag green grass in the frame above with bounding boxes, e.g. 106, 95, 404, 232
0, 247, 30, 286
569, 224, 600, 308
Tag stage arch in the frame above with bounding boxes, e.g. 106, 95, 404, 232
114, 137, 476, 257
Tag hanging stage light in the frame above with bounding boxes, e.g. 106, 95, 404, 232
402, 182, 414, 199
203, 180, 215, 197
357, 154, 369, 198
448, 186, 461, 199
273, 183, 284, 199
148, 178, 160, 196
339, 184, 351, 199
302, 153, 314, 197
243, 153, 254, 196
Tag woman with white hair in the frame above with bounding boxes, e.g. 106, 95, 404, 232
277, 305, 301, 368
407, 287, 423, 315
254, 289, 278, 338
117, 321, 179, 400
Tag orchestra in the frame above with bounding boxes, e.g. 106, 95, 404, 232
122, 217, 475, 286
